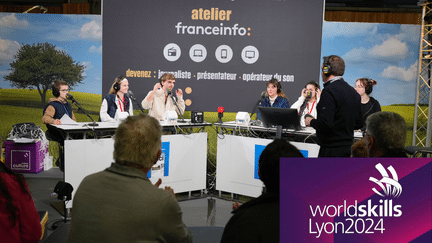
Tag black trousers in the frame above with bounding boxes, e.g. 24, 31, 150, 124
318, 145, 351, 157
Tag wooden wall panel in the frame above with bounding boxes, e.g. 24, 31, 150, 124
0, 5, 62, 14
0, 3, 89, 14
63, 3, 90, 14
325, 11, 422, 25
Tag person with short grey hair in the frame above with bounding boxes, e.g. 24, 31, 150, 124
68, 114, 192, 243
365, 111, 407, 157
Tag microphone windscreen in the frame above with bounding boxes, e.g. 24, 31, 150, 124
66, 93, 74, 100
167, 89, 172, 96
306, 91, 312, 99
127, 90, 134, 97
261, 91, 266, 98
218, 106, 224, 113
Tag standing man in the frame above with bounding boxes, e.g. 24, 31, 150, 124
142, 73, 185, 121
305, 55, 362, 157
68, 114, 192, 243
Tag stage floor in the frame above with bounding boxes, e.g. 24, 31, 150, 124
25, 167, 236, 241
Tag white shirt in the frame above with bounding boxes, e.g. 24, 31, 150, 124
99, 95, 134, 122
141, 89, 185, 121
291, 96, 320, 127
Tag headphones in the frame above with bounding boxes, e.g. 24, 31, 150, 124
322, 56, 332, 76
113, 75, 125, 91
276, 81, 282, 93
365, 78, 373, 95
52, 85, 60, 97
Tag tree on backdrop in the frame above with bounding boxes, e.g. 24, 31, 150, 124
4, 42, 85, 106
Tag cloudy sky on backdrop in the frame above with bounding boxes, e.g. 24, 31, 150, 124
0, 13, 421, 105
0, 13, 102, 94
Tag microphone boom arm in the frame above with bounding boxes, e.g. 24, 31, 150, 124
70, 99, 99, 126
169, 94, 186, 123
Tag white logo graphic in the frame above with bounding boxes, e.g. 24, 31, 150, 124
369, 163, 402, 198
241, 45, 259, 64
215, 45, 233, 63
189, 44, 207, 63
163, 43, 181, 62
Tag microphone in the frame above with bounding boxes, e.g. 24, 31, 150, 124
261, 91, 266, 99
299, 91, 312, 116
127, 90, 145, 113
67, 93, 98, 126
305, 91, 312, 102
167, 89, 185, 122
218, 107, 224, 123
167, 89, 177, 102
127, 90, 136, 101
66, 93, 79, 105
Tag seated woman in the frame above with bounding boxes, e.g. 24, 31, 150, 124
100, 76, 134, 122
291, 81, 321, 127
257, 78, 290, 120
354, 78, 381, 131
0, 161, 42, 243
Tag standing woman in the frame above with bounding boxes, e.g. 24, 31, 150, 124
100, 76, 133, 122
291, 81, 321, 127
257, 78, 290, 120
354, 78, 381, 131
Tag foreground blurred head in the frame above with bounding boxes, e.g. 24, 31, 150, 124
114, 113, 162, 169
258, 139, 304, 193
365, 111, 406, 157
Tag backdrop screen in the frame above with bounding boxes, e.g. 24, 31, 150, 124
103, 0, 324, 112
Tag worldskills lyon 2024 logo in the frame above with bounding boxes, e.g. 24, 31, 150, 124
308, 163, 403, 239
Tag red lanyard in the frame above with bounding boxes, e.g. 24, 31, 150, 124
307, 101, 316, 114
117, 96, 124, 112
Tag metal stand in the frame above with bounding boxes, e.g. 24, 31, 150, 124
413, 1, 432, 147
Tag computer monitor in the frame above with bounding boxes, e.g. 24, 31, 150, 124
258, 107, 301, 138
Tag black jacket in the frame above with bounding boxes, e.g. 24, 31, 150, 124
221, 192, 279, 243
360, 96, 381, 131
310, 77, 363, 147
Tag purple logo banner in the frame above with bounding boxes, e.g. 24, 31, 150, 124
280, 158, 432, 242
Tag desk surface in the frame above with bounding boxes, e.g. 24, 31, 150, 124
215, 121, 363, 139
51, 120, 212, 132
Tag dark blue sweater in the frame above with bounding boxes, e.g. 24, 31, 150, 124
43, 100, 73, 120
103, 93, 131, 119
310, 78, 363, 147
257, 96, 290, 120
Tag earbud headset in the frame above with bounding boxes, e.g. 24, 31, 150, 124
322, 56, 332, 76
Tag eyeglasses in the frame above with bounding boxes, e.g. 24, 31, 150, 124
355, 85, 364, 89
60, 89, 69, 92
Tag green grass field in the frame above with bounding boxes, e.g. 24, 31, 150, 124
0, 88, 423, 165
